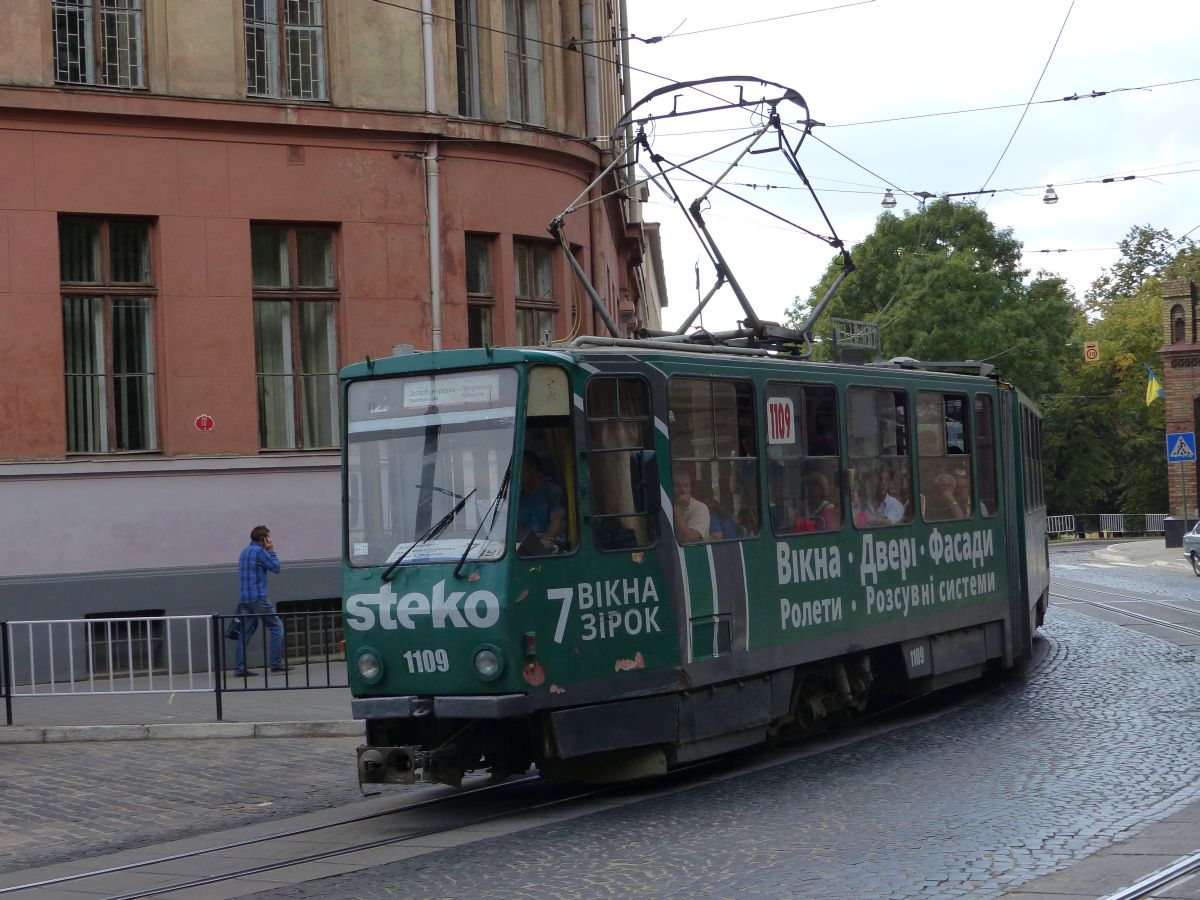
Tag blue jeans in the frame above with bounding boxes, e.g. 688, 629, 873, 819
234, 600, 285, 672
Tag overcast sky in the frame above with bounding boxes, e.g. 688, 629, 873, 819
622, 0, 1200, 331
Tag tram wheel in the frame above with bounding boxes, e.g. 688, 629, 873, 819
1191, 552, 1200, 577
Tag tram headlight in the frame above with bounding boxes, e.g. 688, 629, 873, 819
356, 648, 384, 684
472, 645, 503, 681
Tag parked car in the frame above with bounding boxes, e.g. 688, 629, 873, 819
1183, 522, 1200, 576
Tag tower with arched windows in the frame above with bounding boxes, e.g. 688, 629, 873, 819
1160, 278, 1200, 532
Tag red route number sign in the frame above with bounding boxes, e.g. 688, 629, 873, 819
194, 413, 215, 432
766, 397, 795, 444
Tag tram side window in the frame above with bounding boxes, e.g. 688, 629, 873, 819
917, 391, 972, 522
847, 387, 914, 527
1019, 407, 1045, 512
974, 395, 998, 517
1022, 408, 1045, 511
764, 382, 842, 535
669, 377, 759, 543
585, 377, 656, 551
517, 366, 577, 557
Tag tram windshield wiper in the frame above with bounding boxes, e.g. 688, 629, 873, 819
452, 459, 514, 579
381, 488, 477, 583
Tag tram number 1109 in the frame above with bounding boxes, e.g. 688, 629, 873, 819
404, 649, 450, 673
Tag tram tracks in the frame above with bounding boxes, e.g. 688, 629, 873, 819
0, 773, 578, 899
1101, 848, 1200, 900
1051, 581, 1200, 642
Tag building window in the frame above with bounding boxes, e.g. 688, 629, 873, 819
514, 239, 554, 345
53, 0, 145, 89
251, 224, 339, 449
503, 0, 544, 125
466, 233, 493, 348
1172, 304, 1186, 344
60, 218, 157, 454
455, 0, 481, 117
244, 0, 327, 101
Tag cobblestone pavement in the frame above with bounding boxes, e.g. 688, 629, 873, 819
0, 736, 364, 874
268, 607, 1200, 899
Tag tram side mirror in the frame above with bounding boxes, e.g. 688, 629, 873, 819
631, 449, 659, 514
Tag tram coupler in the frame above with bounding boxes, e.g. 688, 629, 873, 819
357, 744, 421, 786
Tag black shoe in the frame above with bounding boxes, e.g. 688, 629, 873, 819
232, 670, 257, 677
270, 666, 292, 673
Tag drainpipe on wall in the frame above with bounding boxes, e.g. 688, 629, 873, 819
618, 0, 636, 198
581, 0, 603, 336
422, 0, 442, 350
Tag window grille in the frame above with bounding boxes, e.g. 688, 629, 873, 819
53, 0, 145, 89
244, 0, 328, 100
251, 224, 339, 449
277, 598, 344, 659
85, 610, 164, 676
60, 218, 158, 454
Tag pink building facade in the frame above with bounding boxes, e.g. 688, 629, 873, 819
0, 0, 660, 621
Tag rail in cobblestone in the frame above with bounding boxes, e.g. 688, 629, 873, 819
1, 611, 348, 725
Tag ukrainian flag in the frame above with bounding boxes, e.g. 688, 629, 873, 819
1145, 362, 1165, 405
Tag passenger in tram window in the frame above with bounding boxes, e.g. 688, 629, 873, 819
708, 500, 739, 540
925, 472, 965, 521
848, 471, 870, 528
954, 472, 972, 516
896, 473, 917, 519
866, 465, 905, 526
516, 451, 566, 555
797, 470, 840, 531
672, 466, 710, 544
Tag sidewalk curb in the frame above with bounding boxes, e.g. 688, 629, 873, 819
0, 720, 363, 745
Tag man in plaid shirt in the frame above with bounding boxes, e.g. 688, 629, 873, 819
233, 525, 286, 676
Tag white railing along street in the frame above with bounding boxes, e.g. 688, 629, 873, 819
5, 615, 214, 696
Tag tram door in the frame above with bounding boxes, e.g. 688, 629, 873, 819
668, 377, 758, 662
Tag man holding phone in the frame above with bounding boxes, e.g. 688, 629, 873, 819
233, 525, 286, 676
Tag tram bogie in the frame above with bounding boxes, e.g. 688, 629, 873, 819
341, 345, 1048, 788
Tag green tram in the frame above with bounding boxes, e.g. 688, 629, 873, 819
343, 343, 1048, 787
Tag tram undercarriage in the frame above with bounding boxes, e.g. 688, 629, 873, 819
357, 621, 1008, 789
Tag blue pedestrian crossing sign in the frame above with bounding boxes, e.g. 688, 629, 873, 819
1167, 432, 1197, 462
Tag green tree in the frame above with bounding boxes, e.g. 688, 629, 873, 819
788, 199, 1078, 398
1043, 225, 1197, 517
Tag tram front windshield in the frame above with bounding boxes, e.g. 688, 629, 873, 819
345, 369, 518, 568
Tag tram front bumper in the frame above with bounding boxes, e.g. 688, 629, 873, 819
351, 694, 534, 720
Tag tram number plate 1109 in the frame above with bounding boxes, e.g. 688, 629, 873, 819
404, 649, 450, 673
767, 397, 795, 444
901, 637, 932, 678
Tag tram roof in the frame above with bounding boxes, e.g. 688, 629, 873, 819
340, 343, 1003, 387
